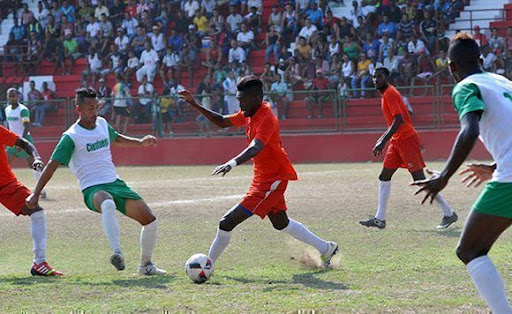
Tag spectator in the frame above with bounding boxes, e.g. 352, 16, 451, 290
270, 73, 290, 120
201, 0, 217, 18
244, 0, 263, 14
377, 15, 396, 38
268, 5, 282, 33
159, 89, 175, 136
136, 41, 160, 82
34, 82, 57, 127
126, 50, 139, 83
506, 27, 512, 52
195, 75, 213, 134
184, 24, 201, 50
21, 3, 34, 26
35, 1, 50, 30
336, 16, 355, 40
237, 23, 255, 60
295, 0, 309, 15
408, 34, 427, 55
397, 13, 415, 40
327, 53, 342, 87
114, 28, 130, 57
136, 0, 151, 17
399, 51, 417, 87
240, 60, 254, 76
94, 0, 109, 20
281, 2, 297, 43
10, 18, 26, 42
363, 32, 380, 59
25, 31, 42, 74
5, 33, 22, 66
351, 53, 372, 98
86, 14, 101, 45
298, 17, 317, 42
50, 0, 62, 22
355, 16, 372, 41
27, 80, 42, 109
193, 11, 208, 36
82, 47, 106, 85
328, 35, 340, 57
63, 33, 82, 75
42, 30, 66, 75
111, 74, 132, 134
179, 44, 199, 85
305, 69, 330, 119
265, 25, 281, 63
343, 34, 361, 63
394, 30, 408, 57
202, 39, 222, 75
222, 70, 239, 114
209, 8, 225, 32
59, 15, 74, 38
419, 11, 436, 52
350, 1, 363, 28
168, 29, 184, 53
496, 52, 506, 76
139, 10, 153, 32
226, 5, 243, 34
99, 13, 114, 39
482, 46, 497, 72
122, 12, 139, 39
473, 25, 488, 48
160, 46, 181, 85
136, 75, 155, 123
383, 52, 400, 83
131, 26, 147, 57
306, 2, 323, 28
341, 53, 355, 93
244, 6, 262, 35
149, 25, 166, 56
489, 28, 505, 54
60, 0, 76, 23
106, 44, 124, 77
260, 63, 275, 90
378, 33, 393, 62
184, 0, 200, 20
110, 0, 126, 26
97, 78, 112, 119
411, 49, 435, 94
27, 16, 43, 39
78, 1, 94, 21
228, 39, 246, 64
295, 36, 312, 70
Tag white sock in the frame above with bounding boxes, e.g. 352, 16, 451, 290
208, 229, 231, 263
375, 180, 391, 221
434, 194, 454, 217
467, 255, 512, 314
30, 210, 47, 264
282, 219, 329, 255
140, 218, 158, 266
101, 199, 121, 254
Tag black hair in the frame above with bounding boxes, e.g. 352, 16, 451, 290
374, 67, 390, 77
75, 88, 97, 105
448, 32, 481, 69
237, 75, 263, 96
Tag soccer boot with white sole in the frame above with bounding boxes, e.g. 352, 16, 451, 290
359, 217, 386, 229
321, 241, 339, 268
31, 262, 63, 276
40, 190, 47, 199
138, 262, 167, 275
110, 252, 126, 271
436, 212, 458, 229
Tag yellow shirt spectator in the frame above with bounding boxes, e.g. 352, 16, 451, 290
193, 15, 209, 32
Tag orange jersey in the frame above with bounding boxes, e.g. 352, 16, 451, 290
381, 85, 417, 140
0, 125, 20, 187
229, 103, 298, 184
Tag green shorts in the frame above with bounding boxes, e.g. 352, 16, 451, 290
473, 181, 512, 219
82, 179, 143, 215
5, 134, 33, 159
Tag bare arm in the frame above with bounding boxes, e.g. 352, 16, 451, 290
114, 133, 157, 147
212, 136, 265, 177
15, 137, 42, 169
179, 90, 233, 128
22, 121, 30, 139
373, 114, 403, 157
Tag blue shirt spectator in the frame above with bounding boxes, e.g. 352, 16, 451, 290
306, 2, 323, 27
362, 33, 381, 59
10, 19, 26, 41
169, 30, 185, 52
60, 0, 76, 23
377, 15, 396, 38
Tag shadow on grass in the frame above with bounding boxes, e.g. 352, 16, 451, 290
225, 270, 348, 291
411, 227, 462, 238
0, 276, 60, 285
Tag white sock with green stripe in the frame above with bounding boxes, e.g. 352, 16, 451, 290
101, 199, 121, 254
30, 210, 47, 264
434, 194, 454, 217
140, 218, 158, 266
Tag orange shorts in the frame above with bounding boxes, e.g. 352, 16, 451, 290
240, 180, 288, 219
383, 134, 426, 172
0, 180, 31, 216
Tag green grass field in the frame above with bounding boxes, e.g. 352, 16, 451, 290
0, 162, 507, 312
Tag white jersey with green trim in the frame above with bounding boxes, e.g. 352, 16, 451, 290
452, 72, 512, 182
51, 117, 120, 190
5, 103, 30, 137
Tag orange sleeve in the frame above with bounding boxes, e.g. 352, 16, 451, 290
254, 113, 276, 145
228, 111, 246, 127
0, 125, 18, 147
386, 89, 404, 117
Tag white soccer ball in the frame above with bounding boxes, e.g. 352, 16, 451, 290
185, 253, 214, 283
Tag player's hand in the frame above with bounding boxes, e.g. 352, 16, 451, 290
459, 163, 494, 188
26, 193, 40, 210
373, 140, 386, 157
411, 172, 449, 205
31, 157, 44, 172
178, 90, 197, 106
211, 163, 232, 177
140, 135, 157, 147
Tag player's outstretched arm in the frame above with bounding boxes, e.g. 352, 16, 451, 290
412, 110, 482, 204
373, 114, 403, 157
212, 139, 264, 176
26, 160, 61, 209
459, 162, 496, 188
15, 137, 44, 171
178, 90, 233, 128
114, 134, 157, 147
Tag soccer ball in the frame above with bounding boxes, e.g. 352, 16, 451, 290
185, 254, 214, 283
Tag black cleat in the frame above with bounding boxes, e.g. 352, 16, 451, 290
436, 212, 458, 229
359, 217, 386, 229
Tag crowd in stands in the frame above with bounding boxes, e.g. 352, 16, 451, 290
4, 0, 512, 132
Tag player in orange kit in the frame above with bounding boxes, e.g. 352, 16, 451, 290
179, 76, 338, 268
359, 67, 458, 229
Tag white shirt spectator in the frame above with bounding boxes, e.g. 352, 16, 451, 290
296, 0, 309, 11
86, 21, 101, 38
163, 53, 180, 67
226, 13, 243, 33
35, 7, 50, 29
408, 39, 426, 54
223, 77, 239, 114
115, 35, 130, 51
329, 42, 339, 56
121, 18, 138, 37
201, 0, 216, 15
342, 61, 354, 77
246, 0, 262, 11
350, 8, 363, 27
88, 53, 102, 70
384, 55, 399, 73
184, 0, 200, 18
237, 30, 254, 44
483, 52, 497, 71
228, 46, 246, 63
127, 56, 139, 68
298, 24, 318, 40
94, 6, 109, 19
138, 83, 154, 105
110, 53, 121, 69
139, 49, 159, 69
149, 33, 165, 52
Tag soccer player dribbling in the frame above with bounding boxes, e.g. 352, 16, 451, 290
414, 33, 512, 313
179, 76, 339, 268
0, 123, 62, 276
359, 67, 458, 229
26, 88, 166, 276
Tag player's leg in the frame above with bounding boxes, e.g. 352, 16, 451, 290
269, 210, 338, 267
124, 199, 166, 275
456, 210, 512, 313
92, 190, 124, 270
359, 167, 397, 229
208, 204, 251, 263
